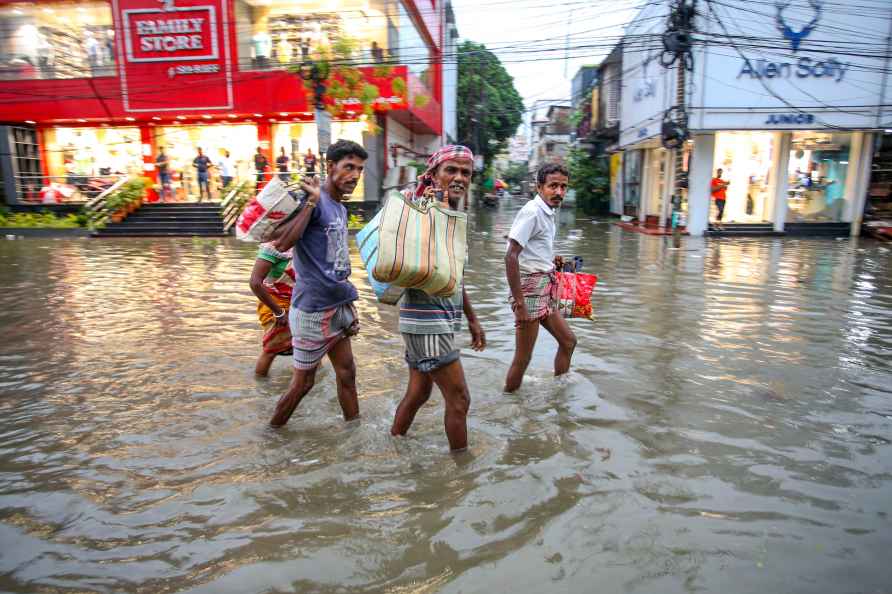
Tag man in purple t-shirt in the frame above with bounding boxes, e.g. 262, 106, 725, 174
268, 139, 368, 427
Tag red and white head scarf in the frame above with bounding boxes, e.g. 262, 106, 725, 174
413, 144, 474, 198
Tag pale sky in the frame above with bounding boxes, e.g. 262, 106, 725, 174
451, 0, 640, 133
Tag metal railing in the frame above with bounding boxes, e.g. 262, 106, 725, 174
13, 174, 126, 204
221, 181, 253, 233
84, 176, 130, 227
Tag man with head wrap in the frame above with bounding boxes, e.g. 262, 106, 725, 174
390, 145, 486, 452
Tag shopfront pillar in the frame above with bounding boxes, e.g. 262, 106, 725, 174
638, 150, 650, 223
686, 133, 715, 236
770, 132, 792, 232
847, 132, 875, 236
659, 149, 675, 228
140, 125, 156, 182
37, 127, 50, 184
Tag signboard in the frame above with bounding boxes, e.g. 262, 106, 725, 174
114, 0, 232, 112
695, 1, 891, 130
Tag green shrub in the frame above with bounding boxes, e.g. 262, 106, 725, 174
0, 209, 86, 228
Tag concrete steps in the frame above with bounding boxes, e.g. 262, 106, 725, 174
94, 203, 228, 237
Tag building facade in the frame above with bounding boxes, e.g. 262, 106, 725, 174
617, 1, 892, 236
0, 0, 449, 204
529, 104, 571, 174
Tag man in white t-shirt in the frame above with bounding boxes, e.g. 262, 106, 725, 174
217, 150, 235, 190
504, 163, 577, 392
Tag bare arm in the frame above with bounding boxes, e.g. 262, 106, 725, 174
462, 285, 485, 351
249, 259, 287, 326
505, 239, 530, 321
271, 176, 320, 252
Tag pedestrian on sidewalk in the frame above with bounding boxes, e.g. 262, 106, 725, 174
711, 168, 730, 228
217, 149, 235, 191
192, 147, 212, 202
156, 147, 173, 202
390, 145, 486, 452
276, 147, 290, 183
267, 139, 367, 427
254, 147, 269, 185
503, 163, 577, 393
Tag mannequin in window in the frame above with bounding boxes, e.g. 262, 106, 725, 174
84, 31, 101, 74
277, 33, 291, 65
36, 30, 53, 78
251, 31, 272, 69
371, 41, 384, 64
104, 29, 115, 67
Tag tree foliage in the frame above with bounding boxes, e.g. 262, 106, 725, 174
457, 41, 524, 167
567, 148, 610, 214
290, 36, 408, 134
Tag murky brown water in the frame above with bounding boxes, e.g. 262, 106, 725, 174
1, 200, 891, 593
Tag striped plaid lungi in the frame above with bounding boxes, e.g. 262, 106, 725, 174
289, 303, 359, 370
402, 332, 460, 373
509, 270, 559, 324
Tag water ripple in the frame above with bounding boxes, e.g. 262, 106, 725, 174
1, 208, 891, 593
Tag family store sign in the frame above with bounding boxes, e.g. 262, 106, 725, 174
115, 0, 232, 111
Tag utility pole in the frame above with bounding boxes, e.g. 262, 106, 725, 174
660, 0, 695, 247
671, 44, 686, 248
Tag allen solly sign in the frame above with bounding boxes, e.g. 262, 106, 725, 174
114, 0, 232, 111
736, 1, 849, 85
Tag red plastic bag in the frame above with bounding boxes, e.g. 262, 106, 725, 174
557, 272, 597, 319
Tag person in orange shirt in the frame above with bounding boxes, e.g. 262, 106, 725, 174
711, 168, 730, 228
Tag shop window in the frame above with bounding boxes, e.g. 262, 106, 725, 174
396, 1, 433, 83
234, 0, 390, 71
0, 1, 115, 80
44, 127, 142, 185
271, 121, 367, 200
156, 124, 258, 202
787, 131, 852, 223
623, 149, 642, 218
714, 131, 778, 223
5, 126, 43, 202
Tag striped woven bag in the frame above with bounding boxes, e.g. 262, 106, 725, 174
372, 192, 467, 297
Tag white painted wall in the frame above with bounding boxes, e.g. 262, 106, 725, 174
687, 133, 715, 236
693, 1, 892, 131
618, 2, 674, 148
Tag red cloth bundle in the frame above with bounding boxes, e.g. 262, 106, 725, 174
557, 272, 598, 320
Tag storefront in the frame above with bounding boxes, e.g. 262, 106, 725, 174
0, 0, 445, 205
617, 1, 892, 237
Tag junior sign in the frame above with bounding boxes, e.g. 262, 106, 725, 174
114, 0, 232, 111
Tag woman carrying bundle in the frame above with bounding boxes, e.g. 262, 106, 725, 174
249, 242, 296, 376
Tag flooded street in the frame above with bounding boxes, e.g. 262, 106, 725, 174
1, 199, 891, 593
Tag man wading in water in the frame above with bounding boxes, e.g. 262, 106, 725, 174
390, 145, 486, 451
268, 139, 367, 427
504, 163, 577, 392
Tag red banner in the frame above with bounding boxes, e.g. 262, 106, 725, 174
113, 0, 232, 112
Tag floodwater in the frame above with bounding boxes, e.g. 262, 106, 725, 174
1, 199, 891, 594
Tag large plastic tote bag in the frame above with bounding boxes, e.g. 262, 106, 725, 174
355, 208, 405, 305
372, 192, 467, 297
235, 178, 299, 242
